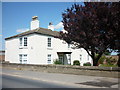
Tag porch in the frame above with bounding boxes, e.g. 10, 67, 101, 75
57, 51, 72, 65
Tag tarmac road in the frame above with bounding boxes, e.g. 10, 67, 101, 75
1, 67, 119, 89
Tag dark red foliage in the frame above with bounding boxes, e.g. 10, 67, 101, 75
60, 2, 120, 66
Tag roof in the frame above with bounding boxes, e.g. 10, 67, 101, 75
5, 27, 60, 40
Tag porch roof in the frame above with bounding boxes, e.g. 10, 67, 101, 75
57, 51, 72, 54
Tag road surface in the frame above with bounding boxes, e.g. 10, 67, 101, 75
1, 67, 119, 89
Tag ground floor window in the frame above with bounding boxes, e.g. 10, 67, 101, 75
19, 54, 27, 64
47, 54, 51, 64
68, 54, 71, 64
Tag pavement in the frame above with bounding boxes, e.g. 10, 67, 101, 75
1, 67, 120, 89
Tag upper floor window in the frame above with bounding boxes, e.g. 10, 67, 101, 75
24, 37, 27, 46
19, 37, 22, 46
47, 38, 51, 47
19, 37, 27, 47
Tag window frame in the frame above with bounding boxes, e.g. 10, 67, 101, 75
19, 37, 22, 46
19, 37, 28, 48
47, 54, 51, 64
47, 38, 51, 47
80, 54, 82, 61
19, 54, 28, 64
24, 37, 27, 46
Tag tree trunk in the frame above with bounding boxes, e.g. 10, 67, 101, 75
93, 59, 98, 66
117, 54, 120, 67
85, 48, 103, 66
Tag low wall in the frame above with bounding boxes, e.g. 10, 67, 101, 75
2, 63, 120, 78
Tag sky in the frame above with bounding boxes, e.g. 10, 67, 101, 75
1, 2, 83, 50
1, 1, 118, 55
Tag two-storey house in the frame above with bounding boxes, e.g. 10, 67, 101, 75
5, 16, 92, 66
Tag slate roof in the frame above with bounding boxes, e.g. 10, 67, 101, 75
5, 27, 60, 40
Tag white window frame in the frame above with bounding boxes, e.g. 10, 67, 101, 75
80, 54, 82, 61
47, 54, 52, 64
19, 37, 28, 48
19, 54, 22, 63
19, 37, 22, 46
68, 54, 71, 64
47, 38, 51, 47
19, 54, 27, 64
24, 37, 27, 46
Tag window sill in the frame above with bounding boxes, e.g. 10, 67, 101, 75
47, 47, 53, 50
19, 47, 28, 49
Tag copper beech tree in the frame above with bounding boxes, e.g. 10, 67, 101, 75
60, 2, 120, 66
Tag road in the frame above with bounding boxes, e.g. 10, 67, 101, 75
2, 74, 75, 88
1, 67, 120, 89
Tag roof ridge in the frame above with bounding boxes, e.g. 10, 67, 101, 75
5, 27, 60, 40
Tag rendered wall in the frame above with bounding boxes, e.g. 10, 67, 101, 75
5, 33, 92, 66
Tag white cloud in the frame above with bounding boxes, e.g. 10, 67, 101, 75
61, 29, 68, 33
54, 22, 64, 29
16, 28, 29, 33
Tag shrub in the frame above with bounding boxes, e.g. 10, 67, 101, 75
73, 60, 80, 65
98, 55, 118, 67
83, 62, 91, 66
98, 56, 106, 64
106, 57, 118, 65
54, 59, 62, 64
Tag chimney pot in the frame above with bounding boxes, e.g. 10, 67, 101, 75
48, 22, 54, 31
32, 16, 38, 20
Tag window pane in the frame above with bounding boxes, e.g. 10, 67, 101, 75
80, 54, 82, 61
68, 54, 71, 60
24, 55, 27, 57
47, 54, 51, 64
19, 38, 22, 46
19, 54, 22, 63
19, 54, 27, 64
24, 37, 27, 46
48, 38, 51, 47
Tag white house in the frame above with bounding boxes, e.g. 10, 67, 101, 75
5, 16, 92, 66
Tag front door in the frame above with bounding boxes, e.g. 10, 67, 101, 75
58, 54, 64, 64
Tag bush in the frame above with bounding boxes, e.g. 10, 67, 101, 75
106, 57, 117, 65
98, 55, 118, 67
83, 62, 91, 66
98, 56, 118, 66
54, 59, 62, 64
98, 56, 106, 64
73, 60, 80, 65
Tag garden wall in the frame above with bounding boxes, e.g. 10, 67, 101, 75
2, 63, 120, 78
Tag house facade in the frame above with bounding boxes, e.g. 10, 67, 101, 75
5, 16, 92, 66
